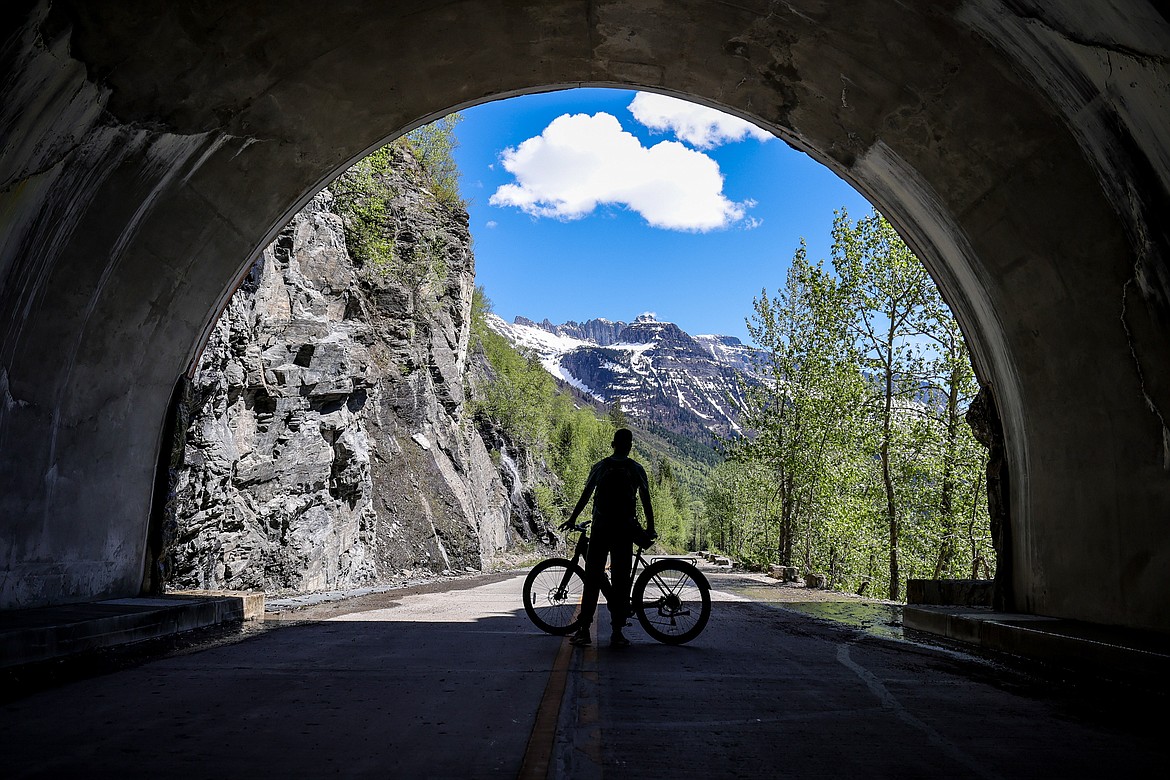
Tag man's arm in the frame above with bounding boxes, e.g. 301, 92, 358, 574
561, 464, 600, 530
637, 465, 655, 535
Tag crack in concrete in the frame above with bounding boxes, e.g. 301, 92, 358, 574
1008, 5, 1170, 64
0, 135, 86, 194
0, 367, 32, 413
1120, 276, 1170, 469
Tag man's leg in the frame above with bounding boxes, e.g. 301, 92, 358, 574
608, 540, 633, 635
574, 534, 609, 644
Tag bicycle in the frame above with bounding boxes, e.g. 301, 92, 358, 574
522, 521, 712, 645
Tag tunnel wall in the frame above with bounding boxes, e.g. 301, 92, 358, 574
1, 1, 1169, 631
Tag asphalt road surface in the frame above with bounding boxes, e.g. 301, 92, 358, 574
2, 569, 1165, 778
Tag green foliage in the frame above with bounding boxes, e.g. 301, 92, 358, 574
471, 288, 560, 448
532, 484, 561, 520
402, 114, 466, 211
331, 144, 400, 280
703, 209, 993, 600
329, 114, 465, 295
647, 456, 697, 551
608, 399, 629, 430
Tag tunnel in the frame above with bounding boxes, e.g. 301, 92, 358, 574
2, 1, 1169, 635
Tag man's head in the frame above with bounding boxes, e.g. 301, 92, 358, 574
612, 428, 633, 456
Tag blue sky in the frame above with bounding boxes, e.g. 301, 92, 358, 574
453, 88, 872, 343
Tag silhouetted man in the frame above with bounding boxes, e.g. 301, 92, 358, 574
560, 427, 655, 647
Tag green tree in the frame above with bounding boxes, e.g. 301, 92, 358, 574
647, 456, 695, 550
832, 208, 936, 600
608, 398, 629, 430
725, 243, 866, 571
706, 208, 991, 600
918, 301, 984, 579
470, 288, 558, 448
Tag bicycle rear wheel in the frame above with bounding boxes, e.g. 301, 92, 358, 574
523, 558, 587, 635
632, 559, 711, 645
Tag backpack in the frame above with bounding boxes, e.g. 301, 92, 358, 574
593, 458, 638, 520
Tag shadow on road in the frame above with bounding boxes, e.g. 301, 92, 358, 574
2, 603, 550, 778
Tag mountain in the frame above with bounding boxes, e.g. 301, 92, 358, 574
485, 312, 765, 440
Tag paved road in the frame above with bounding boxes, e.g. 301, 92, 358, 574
3, 576, 548, 778
556, 571, 1166, 778
2, 570, 1165, 778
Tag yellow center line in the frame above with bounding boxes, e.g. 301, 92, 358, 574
518, 635, 574, 780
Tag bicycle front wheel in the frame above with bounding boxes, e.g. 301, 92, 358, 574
523, 558, 587, 635
632, 559, 711, 645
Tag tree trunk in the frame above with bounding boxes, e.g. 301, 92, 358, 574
881, 330, 900, 601
778, 482, 794, 567
933, 361, 963, 578
882, 439, 899, 600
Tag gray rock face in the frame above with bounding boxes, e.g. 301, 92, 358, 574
489, 313, 761, 440
167, 149, 512, 594
516, 316, 629, 346
559, 318, 751, 439
691, 335, 764, 376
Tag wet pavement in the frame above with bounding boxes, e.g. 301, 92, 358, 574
2, 569, 1166, 778
720, 572, 905, 641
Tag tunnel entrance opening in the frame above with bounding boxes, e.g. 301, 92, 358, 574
162, 88, 998, 612
2, 2, 1168, 636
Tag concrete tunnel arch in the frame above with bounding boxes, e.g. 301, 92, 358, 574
1, 1, 1169, 633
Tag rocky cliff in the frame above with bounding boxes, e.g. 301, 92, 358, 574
165, 145, 515, 594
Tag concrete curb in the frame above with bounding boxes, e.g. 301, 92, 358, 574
0, 593, 263, 669
903, 605, 1170, 678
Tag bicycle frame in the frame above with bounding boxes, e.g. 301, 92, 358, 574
557, 523, 653, 604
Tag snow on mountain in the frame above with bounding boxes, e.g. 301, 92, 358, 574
485, 313, 592, 357
693, 334, 767, 377
484, 312, 765, 439
484, 313, 602, 397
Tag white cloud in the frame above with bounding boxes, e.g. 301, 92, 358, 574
488, 112, 753, 232
628, 92, 772, 150
485, 220, 498, 229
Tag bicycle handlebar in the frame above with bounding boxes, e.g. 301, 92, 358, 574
562, 519, 657, 549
